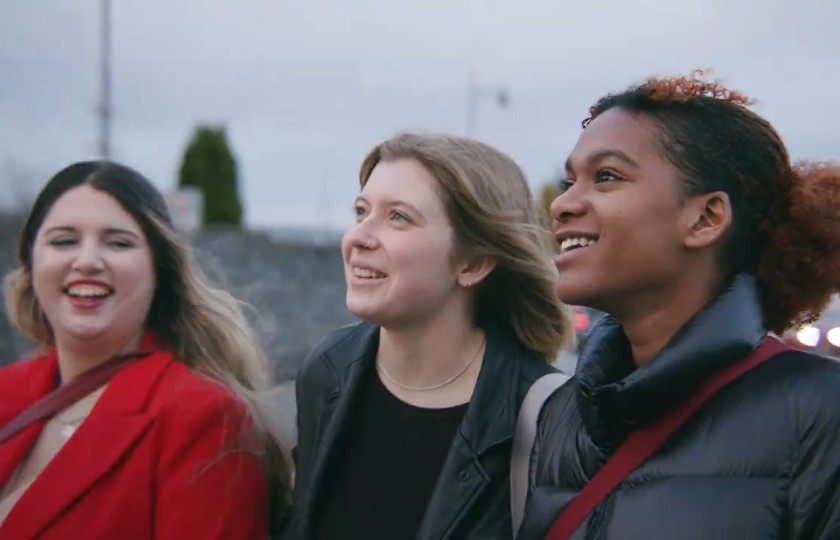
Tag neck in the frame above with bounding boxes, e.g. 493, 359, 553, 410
613, 271, 723, 366
55, 330, 144, 383
378, 309, 484, 389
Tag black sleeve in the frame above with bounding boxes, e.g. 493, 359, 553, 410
788, 364, 840, 539
286, 338, 339, 536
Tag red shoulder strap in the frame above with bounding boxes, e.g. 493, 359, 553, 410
0, 350, 152, 445
545, 336, 790, 539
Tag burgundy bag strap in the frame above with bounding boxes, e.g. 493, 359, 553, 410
545, 336, 790, 540
0, 350, 152, 445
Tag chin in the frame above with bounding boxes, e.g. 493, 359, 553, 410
57, 326, 109, 344
346, 298, 382, 324
555, 281, 598, 309
348, 301, 411, 328
348, 310, 388, 327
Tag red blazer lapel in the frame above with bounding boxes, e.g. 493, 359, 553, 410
0, 353, 57, 488
0, 351, 175, 540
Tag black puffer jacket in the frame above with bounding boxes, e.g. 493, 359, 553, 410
519, 275, 840, 539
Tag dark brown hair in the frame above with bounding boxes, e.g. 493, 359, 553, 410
584, 71, 840, 334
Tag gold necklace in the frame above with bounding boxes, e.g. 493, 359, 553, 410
377, 336, 485, 392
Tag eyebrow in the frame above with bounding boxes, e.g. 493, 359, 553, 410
43, 226, 141, 239
354, 196, 424, 216
565, 149, 641, 173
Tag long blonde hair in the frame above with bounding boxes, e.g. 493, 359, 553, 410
3, 161, 290, 510
359, 133, 573, 360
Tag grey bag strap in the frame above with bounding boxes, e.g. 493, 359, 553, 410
510, 372, 571, 537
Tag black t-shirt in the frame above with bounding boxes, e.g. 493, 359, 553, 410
312, 369, 468, 540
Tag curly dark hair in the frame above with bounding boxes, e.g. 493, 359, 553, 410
584, 70, 840, 334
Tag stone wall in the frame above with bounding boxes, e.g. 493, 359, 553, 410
0, 219, 355, 381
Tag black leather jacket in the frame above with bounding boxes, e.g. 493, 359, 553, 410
518, 274, 840, 539
289, 322, 554, 540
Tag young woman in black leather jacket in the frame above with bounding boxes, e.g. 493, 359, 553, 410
290, 133, 574, 540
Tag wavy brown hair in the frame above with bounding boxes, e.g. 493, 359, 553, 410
3, 161, 291, 517
359, 133, 574, 360
584, 70, 840, 334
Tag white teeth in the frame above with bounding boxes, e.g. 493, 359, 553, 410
67, 285, 111, 298
560, 237, 598, 253
353, 267, 385, 279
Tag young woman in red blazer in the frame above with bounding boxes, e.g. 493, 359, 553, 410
0, 161, 289, 539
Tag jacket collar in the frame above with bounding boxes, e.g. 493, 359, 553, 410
0, 350, 174, 540
576, 274, 767, 448
304, 321, 531, 539
418, 324, 525, 539
457, 323, 522, 454
303, 323, 378, 516
0, 351, 58, 493
317, 322, 523, 454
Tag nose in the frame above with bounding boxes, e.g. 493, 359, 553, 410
549, 184, 588, 224
71, 240, 105, 274
343, 219, 379, 251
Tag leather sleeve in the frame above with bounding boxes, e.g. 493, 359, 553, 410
287, 337, 342, 536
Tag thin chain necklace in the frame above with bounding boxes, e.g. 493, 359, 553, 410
377, 336, 486, 392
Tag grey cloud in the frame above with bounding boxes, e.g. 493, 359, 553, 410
1, 0, 838, 227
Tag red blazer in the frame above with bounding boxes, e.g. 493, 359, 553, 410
0, 349, 268, 539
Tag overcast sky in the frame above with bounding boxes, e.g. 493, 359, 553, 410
2, 0, 838, 230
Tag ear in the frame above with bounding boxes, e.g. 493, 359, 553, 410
682, 191, 732, 250
456, 255, 497, 289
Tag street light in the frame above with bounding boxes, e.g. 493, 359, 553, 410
465, 70, 509, 137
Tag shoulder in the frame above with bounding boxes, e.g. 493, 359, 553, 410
297, 321, 376, 390
137, 361, 265, 483
147, 359, 249, 430
534, 372, 579, 437
496, 329, 557, 383
740, 349, 840, 489
0, 354, 51, 384
746, 348, 840, 397
517, 351, 557, 388
757, 349, 840, 424
482, 327, 558, 409
0, 353, 56, 409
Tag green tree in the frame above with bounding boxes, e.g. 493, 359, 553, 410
178, 125, 243, 227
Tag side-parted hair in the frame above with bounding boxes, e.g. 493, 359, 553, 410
359, 133, 574, 360
3, 161, 290, 511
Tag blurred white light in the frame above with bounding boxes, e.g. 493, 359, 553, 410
796, 326, 821, 347
827, 328, 840, 347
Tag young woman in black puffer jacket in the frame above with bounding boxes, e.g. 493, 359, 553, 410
519, 72, 840, 539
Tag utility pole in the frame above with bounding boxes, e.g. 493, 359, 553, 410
98, 0, 112, 159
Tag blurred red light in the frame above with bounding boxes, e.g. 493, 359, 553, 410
574, 310, 589, 331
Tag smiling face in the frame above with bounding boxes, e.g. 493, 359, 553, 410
30, 185, 156, 349
341, 158, 464, 327
551, 108, 698, 312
